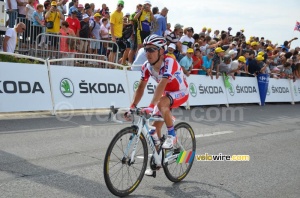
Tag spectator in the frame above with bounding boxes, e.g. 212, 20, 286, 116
228, 49, 237, 60
200, 51, 214, 78
134, 0, 154, 50
100, 3, 107, 16
294, 63, 300, 79
250, 41, 259, 56
68, 0, 76, 9
281, 37, 298, 52
89, 3, 95, 15
18, 0, 27, 18
57, 0, 67, 15
26, 0, 35, 20
166, 23, 183, 46
178, 27, 195, 60
179, 48, 194, 77
69, 0, 78, 15
3, 22, 26, 52
119, 17, 132, 65
108, 0, 124, 68
99, 17, 110, 56
164, 23, 171, 37
206, 28, 212, 37
213, 30, 220, 39
153, 7, 168, 36
219, 55, 242, 79
231, 56, 247, 76
128, 4, 143, 64
89, 13, 101, 55
211, 47, 225, 79
66, 10, 81, 37
199, 27, 206, 37
166, 43, 176, 59
78, 14, 90, 60
191, 48, 203, 75
6, 0, 18, 28
280, 62, 293, 79
59, 21, 76, 66
45, 1, 64, 50
32, 4, 44, 46
248, 55, 267, 75
77, 4, 84, 21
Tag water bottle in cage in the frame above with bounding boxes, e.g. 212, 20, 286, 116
149, 129, 160, 146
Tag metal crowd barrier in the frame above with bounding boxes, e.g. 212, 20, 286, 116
13, 17, 121, 68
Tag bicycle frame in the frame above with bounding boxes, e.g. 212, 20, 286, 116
110, 107, 185, 166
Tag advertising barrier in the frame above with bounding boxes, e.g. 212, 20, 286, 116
0, 62, 53, 112
49, 66, 131, 111
291, 80, 300, 102
265, 78, 293, 103
187, 75, 228, 106
224, 75, 261, 105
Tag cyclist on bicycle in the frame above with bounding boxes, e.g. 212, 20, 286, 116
127, 34, 189, 150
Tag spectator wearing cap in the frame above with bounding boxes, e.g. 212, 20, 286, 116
179, 48, 194, 77
206, 28, 212, 37
200, 36, 220, 56
45, 1, 65, 50
78, 14, 90, 58
223, 41, 237, 55
108, 0, 124, 68
166, 23, 183, 46
66, 10, 81, 37
134, 0, 154, 50
76, 4, 84, 20
250, 42, 259, 56
228, 50, 237, 60
89, 13, 102, 55
191, 48, 203, 75
199, 27, 206, 37
178, 27, 195, 61
166, 43, 176, 59
152, 7, 168, 36
219, 55, 241, 80
232, 56, 247, 76
84, 3, 92, 16
128, 4, 143, 64
164, 23, 172, 38
248, 55, 268, 75
211, 47, 225, 79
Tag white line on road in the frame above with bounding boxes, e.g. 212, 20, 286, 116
195, 131, 234, 138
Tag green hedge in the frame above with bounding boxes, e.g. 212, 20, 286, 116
0, 54, 41, 64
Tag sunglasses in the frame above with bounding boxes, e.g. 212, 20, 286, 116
118, 4, 124, 7
144, 47, 160, 53
179, 32, 183, 34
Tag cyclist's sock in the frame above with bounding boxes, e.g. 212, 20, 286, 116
167, 125, 176, 137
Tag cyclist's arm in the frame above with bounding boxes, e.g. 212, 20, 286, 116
131, 80, 147, 106
150, 78, 168, 106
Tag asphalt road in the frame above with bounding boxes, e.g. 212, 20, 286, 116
0, 104, 299, 198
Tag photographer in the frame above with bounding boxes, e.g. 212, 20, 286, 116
45, 1, 65, 50
134, 0, 154, 50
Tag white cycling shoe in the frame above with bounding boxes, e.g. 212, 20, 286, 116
145, 168, 154, 176
162, 135, 177, 149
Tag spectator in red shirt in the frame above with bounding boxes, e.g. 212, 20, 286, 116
66, 10, 81, 37
191, 48, 203, 75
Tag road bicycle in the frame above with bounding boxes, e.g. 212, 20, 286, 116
103, 106, 196, 197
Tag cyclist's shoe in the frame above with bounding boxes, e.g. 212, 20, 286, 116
162, 135, 177, 149
145, 168, 154, 176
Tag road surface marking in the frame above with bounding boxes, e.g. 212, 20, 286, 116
195, 131, 234, 138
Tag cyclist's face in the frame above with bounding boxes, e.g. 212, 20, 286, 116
145, 45, 160, 63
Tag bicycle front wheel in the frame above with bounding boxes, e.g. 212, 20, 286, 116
163, 122, 196, 182
103, 126, 148, 197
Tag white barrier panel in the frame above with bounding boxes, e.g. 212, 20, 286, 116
127, 71, 157, 107
291, 80, 300, 102
265, 79, 293, 103
187, 75, 228, 106
50, 66, 131, 110
0, 62, 53, 112
225, 76, 261, 104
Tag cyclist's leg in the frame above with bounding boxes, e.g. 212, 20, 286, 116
158, 91, 189, 149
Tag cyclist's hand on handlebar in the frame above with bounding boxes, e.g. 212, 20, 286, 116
141, 107, 154, 114
124, 104, 136, 121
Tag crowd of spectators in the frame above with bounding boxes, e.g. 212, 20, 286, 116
2, 0, 300, 79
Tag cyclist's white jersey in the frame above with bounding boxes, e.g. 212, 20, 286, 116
141, 55, 188, 92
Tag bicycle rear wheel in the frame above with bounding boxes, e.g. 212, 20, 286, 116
103, 126, 148, 197
163, 122, 196, 182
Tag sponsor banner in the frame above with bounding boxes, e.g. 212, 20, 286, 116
187, 75, 228, 106
291, 80, 300, 102
50, 66, 130, 110
257, 74, 269, 106
224, 75, 260, 104
127, 71, 157, 107
265, 78, 293, 103
0, 62, 52, 112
